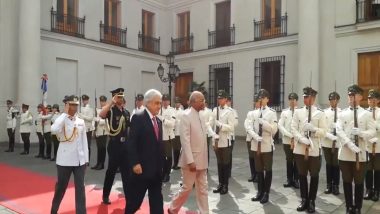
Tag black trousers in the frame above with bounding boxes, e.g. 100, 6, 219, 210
7, 128, 15, 150
21, 133, 30, 152
95, 135, 107, 165
103, 140, 128, 199
36, 132, 45, 156
172, 136, 181, 168
125, 174, 163, 214
52, 135, 59, 159
44, 132, 52, 158
86, 131, 92, 162
51, 165, 86, 214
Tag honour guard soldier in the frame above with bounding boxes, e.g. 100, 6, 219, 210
35, 104, 45, 158
364, 89, 380, 202
50, 95, 89, 214
51, 104, 61, 161
131, 94, 145, 119
79, 94, 95, 163
200, 99, 213, 165
244, 94, 260, 182
291, 87, 327, 213
336, 85, 376, 214
227, 95, 238, 178
278, 92, 299, 189
92, 95, 109, 170
322, 92, 341, 195
210, 90, 235, 195
99, 88, 130, 205
158, 94, 176, 182
19, 104, 33, 155
173, 96, 184, 170
5, 100, 17, 152
41, 105, 53, 160
246, 89, 278, 203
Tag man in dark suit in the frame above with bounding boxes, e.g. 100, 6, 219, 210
126, 89, 164, 214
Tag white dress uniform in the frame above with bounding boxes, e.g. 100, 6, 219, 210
52, 113, 89, 166
35, 111, 44, 133
158, 106, 176, 141
291, 106, 327, 157
169, 107, 209, 214
131, 105, 145, 119
79, 104, 95, 132
95, 108, 109, 137
336, 106, 376, 162
41, 112, 53, 134
19, 111, 33, 134
209, 105, 235, 148
279, 108, 295, 146
367, 107, 380, 154
6, 106, 17, 130
322, 107, 342, 149
245, 106, 278, 153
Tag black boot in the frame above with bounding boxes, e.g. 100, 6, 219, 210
284, 162, 294, 188
213, 164, 223, 193
364, 170, 373, 200
251, 172, 264, 201
297, 175, 309, 212
293, 162, 300, 189
307, 176, 319, 213
354, 184, 364, 214
95, 163, 104, 170
248, 157, 256, 182
372, 170, 380, 202
332, 166, 340, 195
324, 164, 332, 194
260, 171, 272, 204
220, 164, 229, 195
343, 182, 354, 214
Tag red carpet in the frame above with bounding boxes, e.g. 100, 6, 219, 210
0, 164, 196, 214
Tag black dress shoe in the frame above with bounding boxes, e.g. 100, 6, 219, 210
95, 165, 104, 170
220, 185, 228, 195
251, 192, 263, 201
372, 190, 379, 202
296, 199, 309, 212
248, 177, 254, 182
324, 184, 332, 194
283, 180, 293, 188
213, 184, 222, 193
172, 166, 180, 170
260, 192, 269, 204
354, 208, 361, 214
20, 151, 28, 155
346, 207, 353, 214
364, 189, 373, 200
293, 180, 300, 189
91, 164, 99, 170
332, 185, 340, 195
307, 200, 315, 213
252, 176, 258, 183
102, 197, 111, 205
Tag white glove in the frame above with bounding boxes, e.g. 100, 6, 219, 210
299, 137, 311, 145
369, 137, 378, 144
328, 134, 338, 141
351, 127, 362, 136
256, 136, 263, 142
284, 130, 293, 138
215, 120, 223, 128
213, 134, 219, 140
304, 123, 316, 132
258, 118, 264, 125
347, 142, 360, 154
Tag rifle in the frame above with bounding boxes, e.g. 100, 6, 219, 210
79, 88, 82, 113
215, 104, 220, 149
332, 82, 338, 154
257, 98, 263, 155
134, 91, 137, 110
372, 106, 376, 156
305, 72, 312, 160
290, 84, 295, 150
353, 98, 360, 170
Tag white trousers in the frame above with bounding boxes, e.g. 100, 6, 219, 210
169, 168, 209, 214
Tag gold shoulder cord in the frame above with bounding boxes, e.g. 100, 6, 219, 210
57, 118, 79, 143
106, 108, 125, 137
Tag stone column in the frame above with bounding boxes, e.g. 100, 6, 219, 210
18, 0, 41, 106
297, 0, 319, 94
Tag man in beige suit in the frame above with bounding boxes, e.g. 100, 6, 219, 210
168, 91, 209, 214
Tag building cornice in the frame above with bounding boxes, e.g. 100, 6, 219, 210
40, 29, 165, 62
